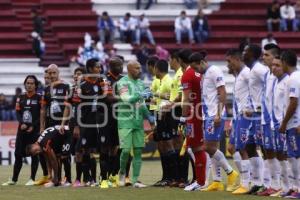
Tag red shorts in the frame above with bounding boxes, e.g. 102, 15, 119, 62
186, 118, 204, 148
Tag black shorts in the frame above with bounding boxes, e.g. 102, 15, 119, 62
99, 120, 119, 148
15, 130, 39, 157
61, 131, 72, 156
78, 127, 99, 152
154, 111, 173, 141
169, 106, 182, 137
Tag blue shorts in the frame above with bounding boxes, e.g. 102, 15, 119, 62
204, 116, 225, 141
286, 128, 300, 158
250, 112, 263, 146
235, 115, 253, 150
262, 124, 276, 151
229, 120, 236, 145
274, 126, 287, 152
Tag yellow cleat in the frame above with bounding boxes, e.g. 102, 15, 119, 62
232, 186, 249, 195
227, 170, 239, 192
99, 180, 109, 189
34, 176, 49, 186
202, 181, 225, 191
109, 175, 119, 188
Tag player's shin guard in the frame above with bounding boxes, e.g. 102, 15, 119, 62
62, 156, 72, 183
194, 150, 207, 186
132, 148, 143, 184
31, 155, 39, 181
12, 154, 23, 182
100, 153, 109, 180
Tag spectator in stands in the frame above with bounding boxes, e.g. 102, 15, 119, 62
31, 32, 45, 58
193, 9, 209, 44
119, 13, 137, 43
0, 93, 11, 121
31, 9, 43, 37
135, 44, 151, 80
267, 0, 281, 32
261, 33, 277, 49
136, 0, 153, 10
136, 14, 156, 45
184, 0, 197, 9
280, 0, 297, 31
174, 11, 195, 44
294, 0, 300, 30
98, 11, 115, 44
155, 45, 169, 60
238, 36, 251, 52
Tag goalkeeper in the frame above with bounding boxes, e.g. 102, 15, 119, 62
117, 60, 155, 188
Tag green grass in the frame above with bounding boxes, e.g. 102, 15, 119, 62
0, 160, 273, 200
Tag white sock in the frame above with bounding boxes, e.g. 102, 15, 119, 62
233, 152, 242, 173
288, 157, 299, 191
205, 152, 211, 185
268, 158, 281, 190
280, 160, 291, 192
211, 157, 222, 182
212, 149, 233, 175
240, 160, 250, 188
263, 160, 271, 188
249, 157, 263, 186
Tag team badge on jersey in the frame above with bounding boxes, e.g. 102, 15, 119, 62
22, 110, 32, 123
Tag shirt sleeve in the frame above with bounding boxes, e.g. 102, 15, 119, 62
288, 77, 300, 98
212, 67, 225, 88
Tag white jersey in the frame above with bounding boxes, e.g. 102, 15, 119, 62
261, 71, 276, 125
248, 61, 269, 112
272, 74, 289, 129
233, 66, 251, 114
202, 65, 226, 118
286, 70, 300, 130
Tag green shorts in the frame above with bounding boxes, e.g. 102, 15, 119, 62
118, 128, 145, 149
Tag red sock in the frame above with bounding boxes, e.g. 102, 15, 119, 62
194, 150, 207, 185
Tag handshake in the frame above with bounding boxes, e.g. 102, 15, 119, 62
139, 88, 153, 99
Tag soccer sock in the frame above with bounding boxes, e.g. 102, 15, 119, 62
160, 153, 169, 181
249, 157, 263, 186
205, 152, 211, 185
39, 154, 48, 176
100, 153, 109, 181
233, 152, 242, 173
212, 149, 233, 175
76, 162, 82, 182
62, 156, 72, 183
194, 150, 207, 185
280, 160, 290, 192
82, 153, 91, 183
109, 155, 119, 176
240, 160, 250, 188
120, 148, 130, 175
211, 157, 222, 182
126, 154, 132, 177
263, 160, 271, 188
12, 155, 23, 182
30, 155, 39, 181
179, 152, 189, 182
132, 148, 143, 184
288, 157, 299, 191
268, 158, 281, 190
89, 157, 96, 182
166, 150, 179, 181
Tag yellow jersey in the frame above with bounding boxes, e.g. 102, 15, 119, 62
157, 74, 172, 108
170, 68, 183, 102
150, 77, 160, 111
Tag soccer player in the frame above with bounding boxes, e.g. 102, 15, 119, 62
243, 44, 268, 194
257, 44, 281, 196
26, 125, 71, 187
117, 60, 155, 188
2, 75, 41, 186
270, 56, 291, 197
279, 50, 300, 198
179, 49, 207, 191
225, 49, 253, 194
153, 59, 178, 186
189, 52, 238, 192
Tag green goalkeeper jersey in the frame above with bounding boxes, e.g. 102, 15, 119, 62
117, 75, 150, 129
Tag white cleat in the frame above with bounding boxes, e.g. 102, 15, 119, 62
133, 182, 147, 188
44, 181, 55, 188
25, 179, 35, 186
119, 174, 126, 187
184, 181, 204, 191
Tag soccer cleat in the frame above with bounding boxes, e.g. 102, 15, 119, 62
232, 185, 249, 195
184, 181, 204, 191
60, 182, 71, 187
133, 181, 147, 188
280, 190, 295, 198
202, 181, 225, 192
247, 185, 264, 195
25, 179, 35, 186
90, 181, 98, 187
109, 175, 119, 188
226, 170, 239, 192
2, 179, 16, 186
285, 192, 300, 199
125, 177, 132, 186
153, 180, 163, 187
99, 180, 109, 189
257, 188, 280, 196
44, 181, 54, 188
34, 176, 49, 186
119, 174, 126, 187
72, 180, 82, 188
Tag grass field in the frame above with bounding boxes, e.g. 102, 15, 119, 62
0, 160, 274, 200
